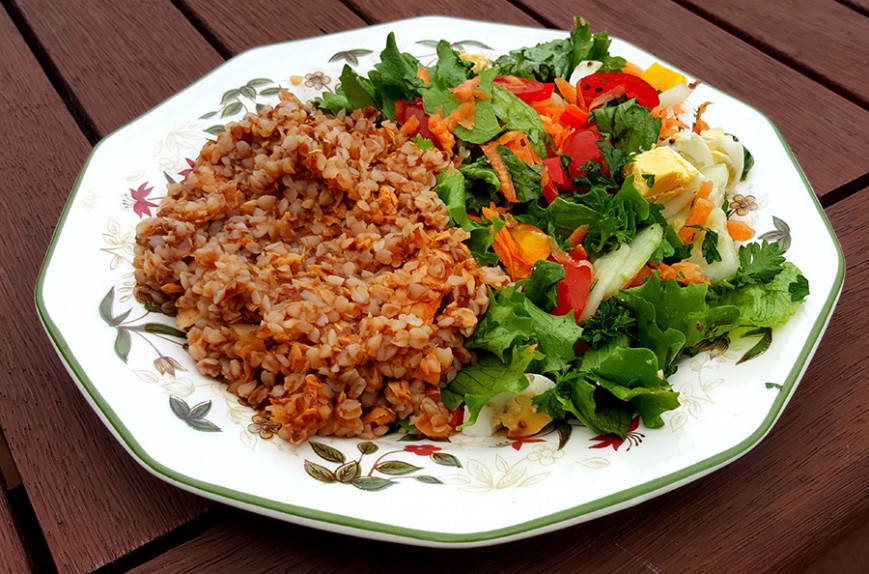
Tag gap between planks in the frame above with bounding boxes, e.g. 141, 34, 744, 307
671, 0, 869, 110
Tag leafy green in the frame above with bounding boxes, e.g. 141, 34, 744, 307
411, 134, 434, 150
521, 260, 565, 312
536, 346, 678, 437
497, 145, 543, 203
617, 275, 740, 369
465, 214, 505, 266
459, 155, 501, 211
580, 298, 636, 349
688, 226, 722, 264
732, 241, 786, 287
453, 69, 503, 144
717, 262, 808, 328
440, 345, 539, 425
435, 169, 472, 230
589, 99, 661, 155
467, 286, 584, 375
492, 17, 614, 82
491, 86, 549, 157
315, 33, 422, 119
525, 176, 652, 255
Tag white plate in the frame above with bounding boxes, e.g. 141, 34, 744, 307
36, 17, 844, 547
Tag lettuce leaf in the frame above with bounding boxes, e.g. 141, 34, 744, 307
440, 345, 539, 425
497, 145, 543, 203
717, 262, 808, 328
588, 99, 660, 155
616, 275, 740, 369
521, 260, 565, 312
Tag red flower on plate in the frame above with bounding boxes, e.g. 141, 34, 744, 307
589, 417, 645, 452
509, 437, 546, 451
129, 182, 158, 218
178, 157, 195, 177
404, 444, 442, 456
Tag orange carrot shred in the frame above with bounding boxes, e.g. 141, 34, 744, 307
726, 220, 756, 241
555, 78, 577, 105
678, 197, 715, 243
417, 66, 431, 84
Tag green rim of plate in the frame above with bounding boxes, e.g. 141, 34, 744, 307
34, 17, 845, 546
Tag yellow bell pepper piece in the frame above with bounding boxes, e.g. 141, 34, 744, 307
641, 63, 687, 92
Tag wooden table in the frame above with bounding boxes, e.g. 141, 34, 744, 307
1, 1, 867, 572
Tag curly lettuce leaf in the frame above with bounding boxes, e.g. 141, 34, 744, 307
717, 262, 808, 328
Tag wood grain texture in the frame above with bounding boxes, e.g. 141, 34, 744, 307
682, 0, 869, 105
0, 492, 31, 574
347, 0, 540, 26
0, 8, 212, 574
179, 0, 367, 54
11, 0, 225, 136
512, 0, 869, 196
122, 190, 869, 574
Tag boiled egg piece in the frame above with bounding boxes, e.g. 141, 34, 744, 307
461, 374, 556, 438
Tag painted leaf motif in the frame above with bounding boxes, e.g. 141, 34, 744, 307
143, 323, 187, 338
255, 103, 265, 113
758, 216, 792, 252
239, 86, 256, 99
765, 382, 784, 390
579, 457, 611, 469
310, 442, 345, 463
221, 101, 243, 118
496, 466, 527, 489
204, 124, 225, 136
109, 308, 131, 327
431, 452, 462, 468
375, 461, 421, 476
220, 88, 240, 105
453, 40, 493, 50
246, 78, 273, 88
518, 472, 549, 487
416, 40, 440, 48
114, 328, 131, 362
738, 327, 772, 364
163, 172, 176, 184
304, 460, 336, 483
199, 110, 217, 120
351, 476, 396, 491
259, 87, 281, 96
415, 475, 443, 484
466, 459, 493, 484
169, 395, 190, 418
187, 400, 212, 420
185, 418, 221, 432
397, 433, 425, 442
357, 441, 378, 455
99, 288, 115, 325
335, 461, 362, 483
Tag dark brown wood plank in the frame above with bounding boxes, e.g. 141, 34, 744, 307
511, 0, 869, 197
10, 0, 225, 136
683, 0, 869, 106
0, 8, 212, 574
343, 0, 539, 26
126, 188, 869, 574
0, 491, 31, 574
180, 0, 367, 54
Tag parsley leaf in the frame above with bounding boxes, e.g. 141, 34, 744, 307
789, 274, 810, 302
497, 145, 543, 203
687, 226, 722, 264
732, 241, 786, 287
580, 298, 636, 349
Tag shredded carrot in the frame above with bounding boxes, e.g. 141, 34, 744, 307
399, 114, 420, 136
627, 264, 655, 288
486, 216, 551, 281
416, 66, 431, 84
693, 101, 712, 134
555, 77, 577, 105
574, 81, 588, 113
652, 105, 690, 141
427, 109, 457, 155
567, 224, 589, 247
482, 144, 518, 202
450, 76, 489, 102
678, 196, 715, 243
658, 261, 710, 285
726, 220, 756, 241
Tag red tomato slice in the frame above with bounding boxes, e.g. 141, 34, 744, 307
543, 156, 571, 194
493, 75, 554, 104
551, 259, 593, 320
579, 72, 660, 110
561, 129, 609, 179
395, 97, 435, 141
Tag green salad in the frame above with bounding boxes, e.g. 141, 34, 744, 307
317, 18, 809, 439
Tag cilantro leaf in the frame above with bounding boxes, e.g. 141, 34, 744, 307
688, 226, 722, 264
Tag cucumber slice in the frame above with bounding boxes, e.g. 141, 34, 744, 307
581, 224, 664, 321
